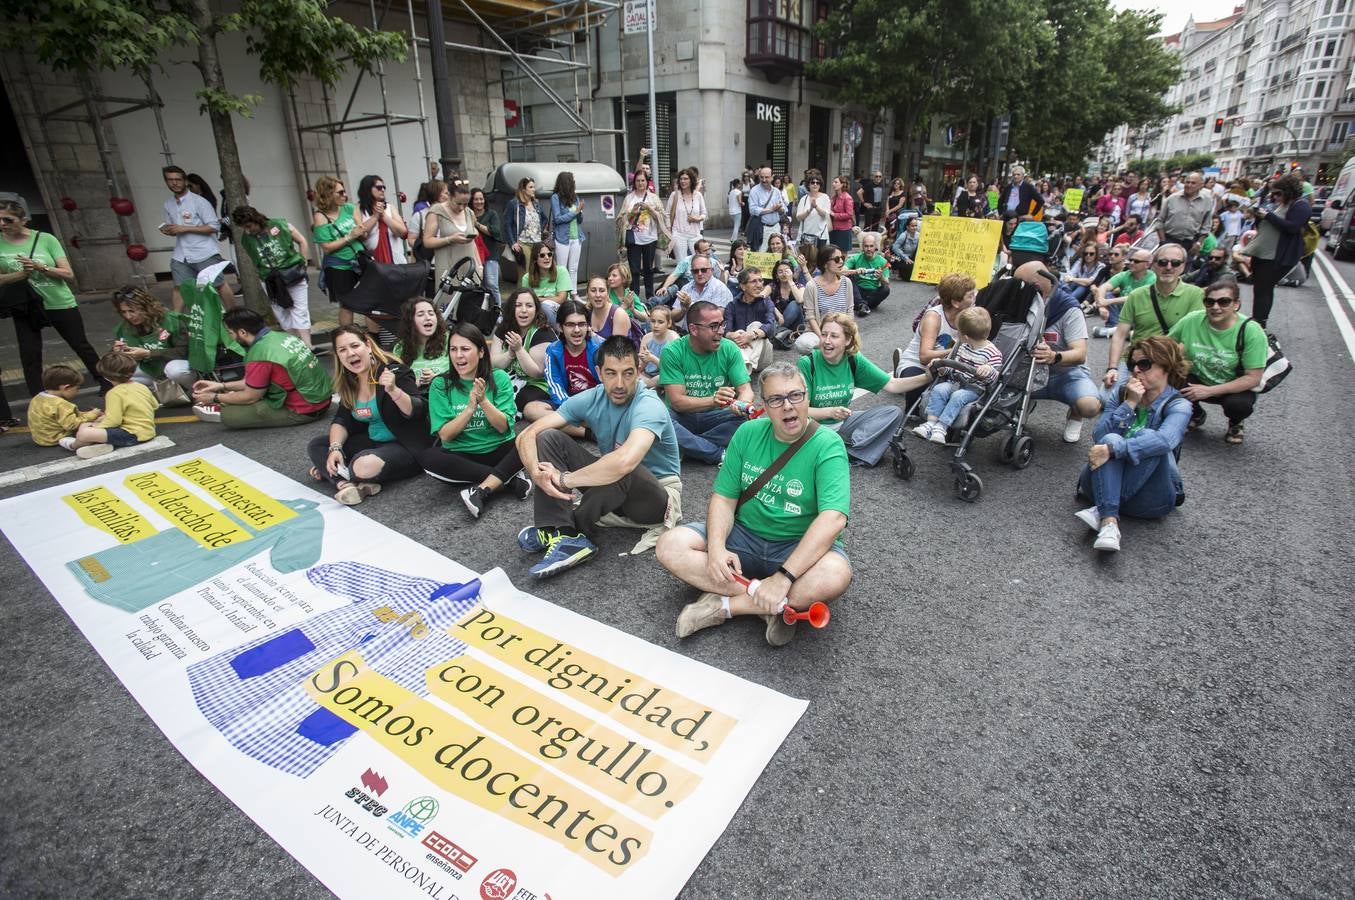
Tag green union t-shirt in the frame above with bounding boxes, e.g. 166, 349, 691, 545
428, 368, 516, 454
658, 335, 749, 399
713, 419, 851, 541
0, 231, 77, 310
1118, 281, 1203, 361
115, 309, 184, 379
797, 351, 889, 408
242, 218, 304, 275
1168, 310, 1268, 386
245, 329, 332, 409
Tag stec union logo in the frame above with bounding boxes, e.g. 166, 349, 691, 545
388, 795, 439, 839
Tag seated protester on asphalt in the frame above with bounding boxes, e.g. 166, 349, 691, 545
110, 285, 194, 392
657, 361, 853, 648
1061, 240, 1106, 305
544, 299, 602, 439
419, 322, 532, 518
191, 308, 330, 428
585, 275, 633, 340
795, 244, 856, 354
1167, 276, 1266, 445
844, 231, 891, 316
307, 326, 430, 506
607, 262, 650, 335
1075, 335, 1193, 554
491, 286, 555, 422
392, 297, 451, 392
650, 236, 722, 292
1184, 246, 1233, 289
1017, 260, 1103, 443
725, 268, 777, 375
514, 335, 682, 579
1102, 242, 1203, 406
659, 299, 756, 464
663, 254, 733, 325
893, 272, 977, 410
801, 313, 933, 466
1092, 248, 1154, 338
769, 260, 805, 340
521, 242, 571, 322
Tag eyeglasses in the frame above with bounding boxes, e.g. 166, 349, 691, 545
1203, 296, 1236, 307
764, 390, 808, 408
692, 267, 711, 273
829, 255, 845, 263
562, 320, 589, 329
1129, 358, 1155, 372
373, 184, 386, 191
1154, 258, 1185, 268
537, 252, 553, 259
0, 217, 18, 225
689, 321, 726, 332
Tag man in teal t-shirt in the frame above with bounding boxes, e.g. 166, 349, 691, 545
659, 299, 754, 464
658, 361, 854, 647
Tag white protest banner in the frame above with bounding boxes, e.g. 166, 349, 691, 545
0, 445, 806, 899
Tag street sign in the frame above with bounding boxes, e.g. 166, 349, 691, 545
1232, 115, 1245, 127
600, 195, 615, 220
623, 0, 654, 33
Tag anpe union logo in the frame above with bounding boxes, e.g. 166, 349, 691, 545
785, 479, 805, 498
480, 868, 517, 900
389, 795, 439, 839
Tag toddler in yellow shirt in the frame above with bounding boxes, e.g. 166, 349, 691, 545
60, 351, 159, 459
27, 364, 102, 448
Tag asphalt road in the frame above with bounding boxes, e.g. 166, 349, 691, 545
3, 253, 1354, 898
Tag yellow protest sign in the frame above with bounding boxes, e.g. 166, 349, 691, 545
911, 217, 1004, 287
934, 202, 951, 217
743, 251, 781, 275
1063, 188, 1084, 213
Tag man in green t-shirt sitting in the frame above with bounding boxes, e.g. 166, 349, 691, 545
1101, 243, 1203, 407
659, 300, 756, 464
657, 362, 853, 647
1090, 247, 1154, 338
191, 309, 331, 428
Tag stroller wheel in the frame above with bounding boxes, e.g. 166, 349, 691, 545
954, 472, 983, 503
999, 432, 1018, 464
892, 446, 915, 480
1011, 434, 1034, 470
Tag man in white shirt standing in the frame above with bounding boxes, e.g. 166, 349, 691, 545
161, 165, 234, 311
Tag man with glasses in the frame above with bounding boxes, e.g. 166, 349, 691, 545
657, 361, 853, 647
1101, 243, 1203, 404
1092, 248, 1155, 338
161, 165, 234, 311
515, 336, 682, 578
747, 167, 786, 252
659, 299, 755, 463
1156, 171, 1213, 253
726, 268, 777, 374
664, 253, 732, 325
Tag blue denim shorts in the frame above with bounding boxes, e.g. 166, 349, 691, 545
681, 520, 849, 581
104, 427, 143, 448
1033, 366, 1100, 407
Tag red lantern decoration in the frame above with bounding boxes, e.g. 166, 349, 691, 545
110, 196, 135, 217
60, 197, 77, 212
306, 189, 316, 202
398, 191, 407, 204
126, 244, 149, 261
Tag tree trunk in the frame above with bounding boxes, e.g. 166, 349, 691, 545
899, 103, 920, 187
189, 0, 268, 318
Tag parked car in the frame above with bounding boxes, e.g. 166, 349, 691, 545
1323, 158, 1355, 258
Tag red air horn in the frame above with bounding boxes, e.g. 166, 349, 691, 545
729, 573, 831, 628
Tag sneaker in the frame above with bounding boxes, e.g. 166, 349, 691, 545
855, 305, 871, 317
892, 347, 903, 376
517, 526, 555, 553
928, 424, 948, 444
1092, 325, 1115, 338
1074, 506, 1102, 532
763, 613, 797, 647
59, 437, 78, 452
1093, 521, 1121, 552
1062, 416, 1084, 443
460, 486, 489, 519
912, 422, 934, 440
192, 403, 222, 423
529, 533, 598, 579
1224, 423, 1245, 445
1188, 407, 1206, 432
75, 444, 114, 460
675, 592, 728, 639
509, 470, 533, 501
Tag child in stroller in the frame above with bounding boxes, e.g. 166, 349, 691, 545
911, 307, 1002, 444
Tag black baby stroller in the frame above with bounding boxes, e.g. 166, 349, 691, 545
889, 275, 1048, 502
434, 256, 499, 336
342, 259, 431, 350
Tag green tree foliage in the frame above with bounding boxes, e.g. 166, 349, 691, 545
3, 0, 406, 314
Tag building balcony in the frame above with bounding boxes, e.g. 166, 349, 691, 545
745, 0, 818, 81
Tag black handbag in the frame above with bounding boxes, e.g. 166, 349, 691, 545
0, 233, 49, 326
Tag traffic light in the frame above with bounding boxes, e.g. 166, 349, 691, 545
1214, 118, 1224, 133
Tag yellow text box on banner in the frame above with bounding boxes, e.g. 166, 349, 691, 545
305, 652, 652, 875
168, 457, 297, 530
123, 471, 253, 549
62, 486, 156, 544
427, 654, 700, 819
1063, 188, 1084, 212
451, 605, 736, 761
934, 202, 951, 217
911, 217, 1004, 287
743, 251, 780, 275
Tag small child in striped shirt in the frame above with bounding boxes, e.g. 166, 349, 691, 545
913, 306, 1003, 444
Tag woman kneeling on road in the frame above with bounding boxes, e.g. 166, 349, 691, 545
1075, 335, 1192, 553
1167, 276, 1266, 445
307, 326, 431, 506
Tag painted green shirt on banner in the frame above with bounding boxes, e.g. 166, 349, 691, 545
658, 336, 749, 399
312, 203, 359, 264
115, 310, 185, 380
1167, 310, 1268, 386
797, 351, 889, 409
0, 231, 77, 310
242, 218, 304, 275
428, 369, 516, 455
713, 419, 850, 541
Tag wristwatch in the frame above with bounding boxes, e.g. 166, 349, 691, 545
1053, 352, 1064, 365
777, 565, 798, 584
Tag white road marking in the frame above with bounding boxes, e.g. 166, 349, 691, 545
1312, 252, 1355, 365
0, 436, 176, 489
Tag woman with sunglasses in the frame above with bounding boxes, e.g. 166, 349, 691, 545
795, 176, 831, 249
1062, 240, 1107, 305
1075, 334, 1193, 553
307, 325, 430, 506
311, 176, 375, 327
521, 242, 570, 325
110, 285, 194, 392
1167, 276, 1266, 445
355, 174, 409, 264
1102, 243, 1203, 402
794, 244, 855, 355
